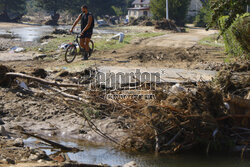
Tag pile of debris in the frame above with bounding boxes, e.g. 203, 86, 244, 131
155, 19, 180, 32
0, 63, 249, 156
84, 65, 249, 155
52, 29, 70, 35
129, 16, 155, 26
95, 84, 227, 153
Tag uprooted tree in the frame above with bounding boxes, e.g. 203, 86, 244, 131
0, 0, 26, 22
34, 0, 67, 25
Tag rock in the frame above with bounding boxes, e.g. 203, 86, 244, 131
13, 138, 24, 147
123, 161, 138, 167
0, 125, 8, 136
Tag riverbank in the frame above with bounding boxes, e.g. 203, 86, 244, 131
0, 22, 39, 28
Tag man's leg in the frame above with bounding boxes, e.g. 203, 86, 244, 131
80, 38, 88, 60
84, 38, 90, 53
80, 38, 85, 49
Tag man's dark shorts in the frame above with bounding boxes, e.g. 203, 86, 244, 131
80, 30, 93, 39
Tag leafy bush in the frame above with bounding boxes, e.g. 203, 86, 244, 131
194, 6, 212, 28
219, 13, 250, 58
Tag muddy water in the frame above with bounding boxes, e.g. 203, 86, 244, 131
24, 138, 250, 167
0, 25, 119, 42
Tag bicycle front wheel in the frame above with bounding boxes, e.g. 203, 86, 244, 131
65, 44, 77, 63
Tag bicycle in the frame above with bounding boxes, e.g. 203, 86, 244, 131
65, 32, 94, 63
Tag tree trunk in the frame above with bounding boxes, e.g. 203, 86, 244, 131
45, 11, 60, 26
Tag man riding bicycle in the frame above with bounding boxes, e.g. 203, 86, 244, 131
70, 5, 94, 60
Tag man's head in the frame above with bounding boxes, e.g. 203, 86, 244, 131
81, 5, 88, 13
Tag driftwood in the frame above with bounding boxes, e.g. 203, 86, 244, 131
21, 131, 80, 152
6, 72, 85, 88
225, 95, 250, 109
49, 87, 89, 103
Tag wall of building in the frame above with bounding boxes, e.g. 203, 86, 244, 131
188, 0, 203, 17
128, 10, 151, 18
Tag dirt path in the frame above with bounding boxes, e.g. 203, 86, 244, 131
143, 27, 218, 48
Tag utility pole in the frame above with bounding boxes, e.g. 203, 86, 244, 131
247, 0, 249, 12
166, 0, 169, 20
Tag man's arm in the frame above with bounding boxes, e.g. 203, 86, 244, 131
80, 15, 93, 35
70, 14, 82, 32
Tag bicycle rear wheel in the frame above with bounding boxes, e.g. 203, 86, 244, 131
88, 40, 94, 57
65, 44, 77, 63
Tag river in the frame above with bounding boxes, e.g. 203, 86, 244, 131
0, 25, 119, 42
24, 137, 250, 167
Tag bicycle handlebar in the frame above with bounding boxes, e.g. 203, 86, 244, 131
70, 31, 81, 38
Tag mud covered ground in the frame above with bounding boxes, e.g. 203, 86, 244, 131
0, 23, 249, 166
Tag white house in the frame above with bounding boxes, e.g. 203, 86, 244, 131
128, 0, 152, 18
128, 0, 203, 19
187, 0, 203, 17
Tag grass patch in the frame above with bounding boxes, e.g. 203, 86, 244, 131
198, 34, 225, 48
94, 32, 164, 51
26, 32, 165, 55
26, 35, 74, 54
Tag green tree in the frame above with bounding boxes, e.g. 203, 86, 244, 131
208, 0, 250, 58
112, 6, 123, 17
151, 0, 191, 26
194, 0, 212, 27
208, 0, 250, 32
0, 0, 26, 22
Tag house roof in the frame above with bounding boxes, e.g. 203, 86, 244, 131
128, 7, 150, 10
132, 0, 150, 5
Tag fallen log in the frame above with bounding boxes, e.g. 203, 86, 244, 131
5, 72, 85, 88
21, 131, 80, 152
